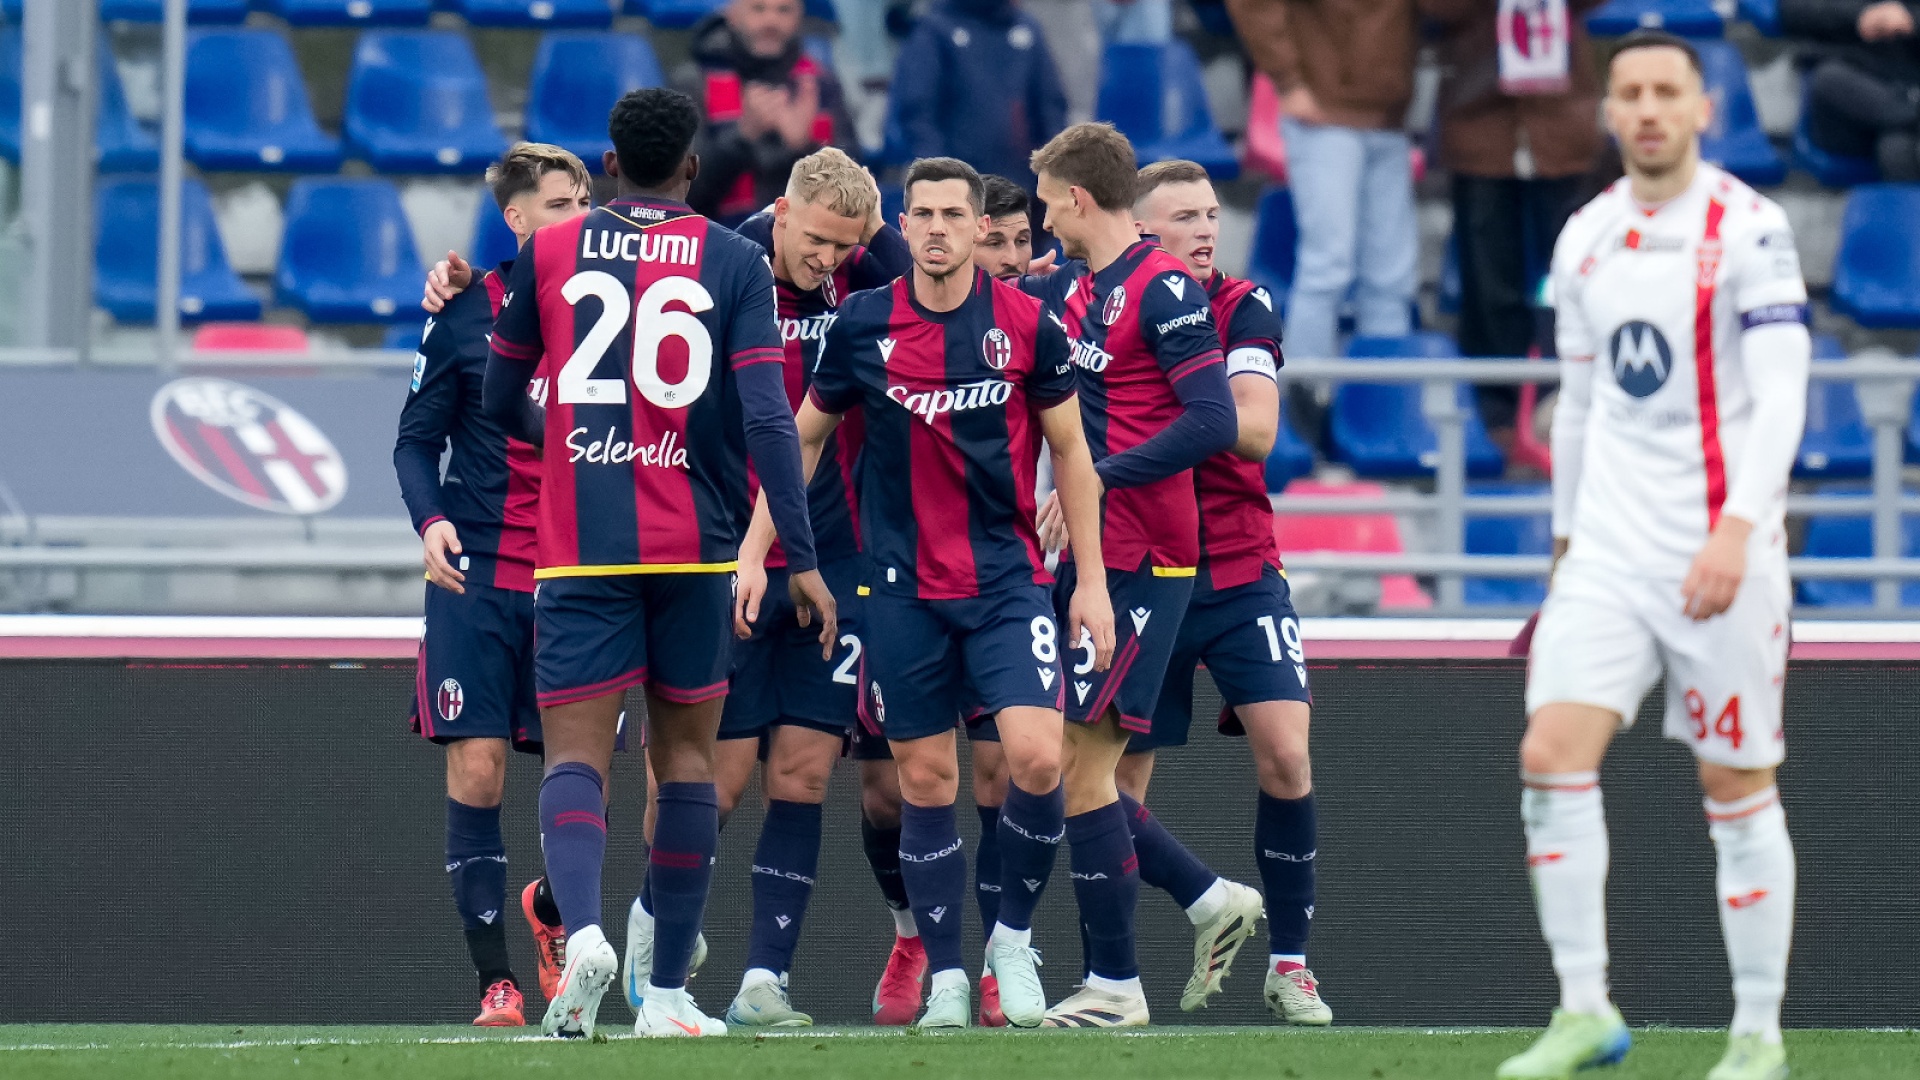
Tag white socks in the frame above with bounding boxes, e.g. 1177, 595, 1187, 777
740, 967, 782, 993
1706, 787, 1795, 1045
990, 923, 1032, 949
929, 967, 970, 993
1085, 973, 1143, 996
891, 907, 919, 939
1522, 771, 1613, 1015
1184, 878, 1230, 926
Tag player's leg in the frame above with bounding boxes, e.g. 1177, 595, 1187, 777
503, 596, 567, 1010
858, 751, 928, 1025
966, 720, 1012, 1025
532, 690, 623, 1038
445, 737, 521, 1025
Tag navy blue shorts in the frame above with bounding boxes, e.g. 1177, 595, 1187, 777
720, 557, 865, 741
1055, 558, 1194, 734
1139, 565, 1312, 752
851, 708, 1002, 760
410, 580, 542, 751
858, 585, 1064, 744
534, 573, 734, 708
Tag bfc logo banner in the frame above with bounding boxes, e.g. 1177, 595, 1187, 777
150, 377, 349, 515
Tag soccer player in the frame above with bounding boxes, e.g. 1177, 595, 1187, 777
977, 175, 1035, 281
744, 155, 1116, 1030
1498, 31, 1807, 1080
1119, 159, 1329, 1024
481, 87, 831, 1039
394, 142, 594, 1027
1024, 123, 1238, 1028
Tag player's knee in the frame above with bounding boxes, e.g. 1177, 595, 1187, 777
1698, 762, 1776, 805
446, 738, 507, 805
766, 757, 831, 804
894, 754, 959, 806
1006, 750, 1059, 797
1114, 753, 1152, 802
971, 766, 1010, 807
1254, 752, 1312, 800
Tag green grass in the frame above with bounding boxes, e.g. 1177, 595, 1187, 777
1, 1026, 1915, 1080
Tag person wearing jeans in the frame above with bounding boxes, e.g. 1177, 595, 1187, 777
1226, 0, 1419, 361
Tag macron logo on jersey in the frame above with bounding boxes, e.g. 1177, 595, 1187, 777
1252, 287, 1273, 310
1162, 274, 1187, 301
878, 337, 897, 363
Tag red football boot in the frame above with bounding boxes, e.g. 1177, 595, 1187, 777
473, 979, 525, 1027
521, 879, 567, 1002
871, 935, 927, 1026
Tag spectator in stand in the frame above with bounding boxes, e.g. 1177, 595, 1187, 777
1784, 0, 1920, 180
890, 0, 1069, 185
1424, 0, 1605, 445
679, 0, 860, 223
1226, 0, 1419, 361
1095, 0, 1173, 43
1024, 0, 1103, 123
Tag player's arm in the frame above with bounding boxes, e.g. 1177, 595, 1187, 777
1223, 292, 1286, 461
1094, 272, 1237, 489
737, 397, 846, 638
394, 308, 466, 593
851, 223, 911, 287
1546, 230, 1601, 577
1040, 398, 1116, 673
481, 246, 547, 447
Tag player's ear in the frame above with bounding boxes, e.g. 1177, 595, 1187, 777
684, 153, 701, 186
1693, 80, 1713, 135
502, 203, 525, 239
602, 150, 621, 179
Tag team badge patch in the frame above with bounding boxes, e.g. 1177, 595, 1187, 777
1101, 285, 1127, 327
869, 682, 887, 727
982, 327, 1013, 370
437, 678, 464, 722
151, 377, 348, 515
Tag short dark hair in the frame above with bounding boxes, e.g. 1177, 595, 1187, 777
981, 175, 1029, 221
1608, 29, 1702, 78
903, 157, 985, 213
487, 142, 590, 210
1133, 160, 1211, 208
608, 88, 701, 188
1030, 122, 1138, 212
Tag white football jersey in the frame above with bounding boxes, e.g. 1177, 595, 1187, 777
1550, 164, 1808, 580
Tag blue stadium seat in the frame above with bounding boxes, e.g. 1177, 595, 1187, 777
1792, 87, 1878, 187
1795, 513, 1920, 607
1266, 415, 1315, 492
1797, 335, 1872, 479
1096, 41, 1239, 180
261, 0, 433, 24
1697, 41, 1785, 186
1327, 334, 1506, 479
60, 0, 253, 22
276, 178, 425, 323
458, 0, 617, 27
1738, 0, 1781, 35
470, 196, 521, 272
525, 32, 665, 170
625, 0, 725, 29
1832, 185, 1920, 329
185, 30, 342, 172
1247, 186, 1296, 306
1463, 483, 1552, 607
94, 178, 261, 324
1586, 0, 1723, 36
97, 40, 160, 173
345, 31, 506, 174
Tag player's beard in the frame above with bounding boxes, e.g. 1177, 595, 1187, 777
918, 258, 969, 284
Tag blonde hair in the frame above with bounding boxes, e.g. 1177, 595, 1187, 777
486, 142, 590, 210
785, 147, 877, 221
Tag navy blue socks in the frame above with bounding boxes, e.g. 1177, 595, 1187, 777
649, 781, 720, 990
993, 781, 1065, 936
744, 799, 823, 976
1257, 791, 1317, 958
1120, 792, 1217, 909
447, 798, 514, 991
898, 801, 968, 975
1067, 801, 1141, 981
538, 762, 607, 937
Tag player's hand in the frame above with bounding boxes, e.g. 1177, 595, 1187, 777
1037, 491, 1068, 552
1282, 86, 1327, 126
1681, 517, 1750, 622
861, 166, 885, 241
423, 251, 472, 314
1068, 584, 1116, 673
733, 559, 768, 639
1860, 1, 1915, 40
1027, 249, 1059, 276
789, 568, 840, 659
422, 520, 466, 594
781, 74, 821, 150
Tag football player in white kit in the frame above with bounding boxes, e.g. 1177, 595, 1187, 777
1497, 31, 1808, 1080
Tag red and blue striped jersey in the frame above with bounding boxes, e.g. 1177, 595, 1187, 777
488, 197, 787, 578
809, 270, 1076, 600
1031, 241, 1225, 574
394, 264, 541, 592
1196, 271, 1286, 588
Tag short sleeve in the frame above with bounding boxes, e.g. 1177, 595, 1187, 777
808, 303, 863, 414
1224, 285, 1283, 378
1548, 221, 1599, 362
1028, 307, 1078, 406
726, 250, 785, 370
1730, 203, 1810, 323
489, 244, 543, 363
1139, 268, 1223, 383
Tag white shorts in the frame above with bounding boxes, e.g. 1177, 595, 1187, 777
1524, 559, 1789, 768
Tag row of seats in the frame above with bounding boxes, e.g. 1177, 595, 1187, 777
1583, 0, 1801, 38
0, 27, 666, 175
0, 0, 729, 31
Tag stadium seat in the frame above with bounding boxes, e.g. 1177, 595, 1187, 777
1832, 185, 1920, 329
470, 196, 521, 272
625, 0, 726, 29
1739, 0, 1781, 35
1327, 334, 1506, 479
58, 0, 253, 22
1272, 480, 1431, 609
96, 40, 160, 173
1247, 186, 1297, 305
1797, 335, 1872, 479
1792, 87, 1878, 187
1585, 0, 1723, 36
1463, 482, 1552, 607
1266, 414, 1316, 492
94, 178, 262, 324
1096, 41, 1239, 180
260, 0, 434, 23
344, 31, 507, 174
184, 31, 342, 173
276, 178, 425, 323
525, 32, 665, 170
1795, 512, 1920, 607
1697, 41, 1785, 186
193, 323, 310, 353
457, 0, 618, 27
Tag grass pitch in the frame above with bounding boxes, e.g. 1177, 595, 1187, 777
1, 1025, 1914, 1080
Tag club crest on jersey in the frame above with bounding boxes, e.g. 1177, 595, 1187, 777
981, 327, 1013, 370
1608, 321, 1673, 398
821, 271, 839, 307
150, 377, 349, 515
437, 678, 464, 722
869, 682, 887, 726
1101, 285, 1127, 327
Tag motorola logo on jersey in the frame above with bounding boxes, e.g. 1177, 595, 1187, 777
1608, 321, 1673, 398
887, 378, 1014, 423
981, 327, 1013, 370
1101, 285, 1127, 326
150, 377, 348, 515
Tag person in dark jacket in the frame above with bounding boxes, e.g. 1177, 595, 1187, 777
677, 0, 861, 223
888, 0, 1069, 185
1784, 0, 1920, 179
